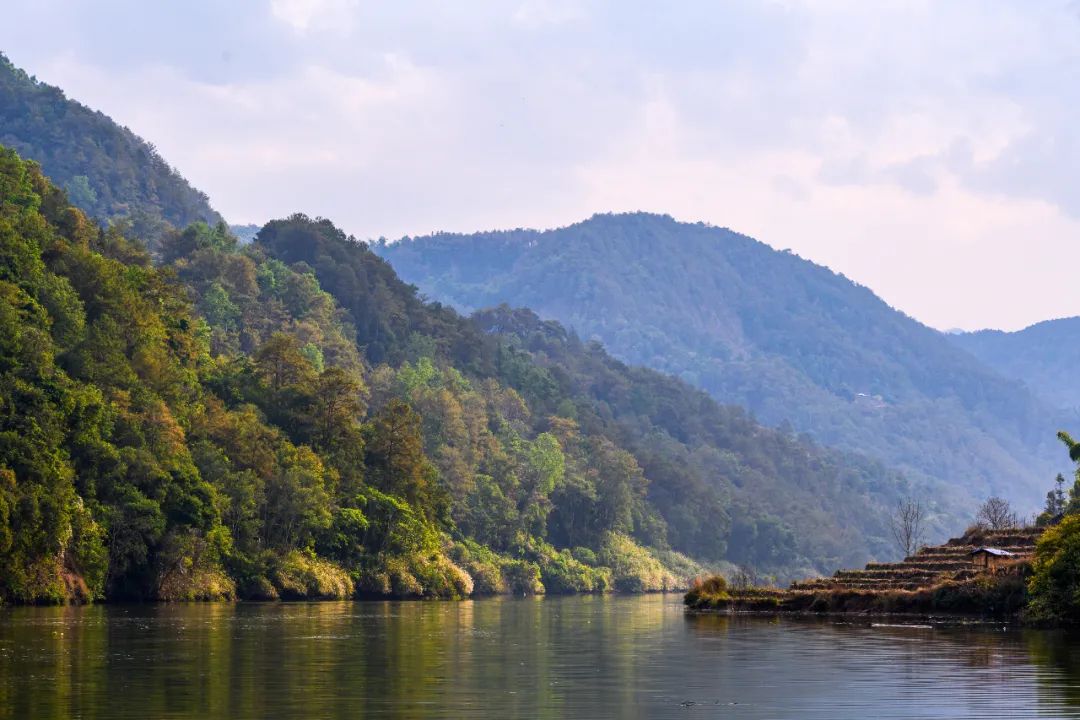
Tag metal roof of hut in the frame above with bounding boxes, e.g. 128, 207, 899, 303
969, 547, 1014, 557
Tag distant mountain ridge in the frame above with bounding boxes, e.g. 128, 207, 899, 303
951, 317, 1080, 413
376, 212, 1066, 507
0, 52, 221, 234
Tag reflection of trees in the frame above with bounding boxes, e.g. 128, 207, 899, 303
1026, 629, 1080, 709
17, 599, 1080, 719
683, 611, 732, 636
0, 605, 108, 720
0, 597, 677, 720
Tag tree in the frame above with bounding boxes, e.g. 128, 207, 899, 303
890, 497, 925, 558
253, 333, 315, 392
260, 447, 332, 552
1029, 514, 1080, 620
517, 432, 565, 536
1056, 431, 1080, 516
731, 565, 759, 591
1059, 430, 1080, 467
1038, 474, 1068, 527
308, 367, 366, 454
364, 399, 447, 524
975, 496, 1019, 531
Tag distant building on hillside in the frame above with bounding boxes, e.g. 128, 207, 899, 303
970, 547, 1014, 571
853, 392, 887, 410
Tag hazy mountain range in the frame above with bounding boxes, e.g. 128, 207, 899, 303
951, 318, 1080, 414
376, 214, 1068, 509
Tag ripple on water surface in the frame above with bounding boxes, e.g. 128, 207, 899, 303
0, 595, 1078, 719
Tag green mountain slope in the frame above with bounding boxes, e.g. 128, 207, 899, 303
0, 149, 689, 602
950, 318, 1080, 413
0, 53, 221, 234
255, 215, 943, 578
375, 212, 1065, 506
0, 149, 935, 602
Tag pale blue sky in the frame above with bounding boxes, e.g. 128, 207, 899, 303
3, 0, 1079, 331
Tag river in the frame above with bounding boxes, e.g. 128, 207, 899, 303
1, 594, 1079, 718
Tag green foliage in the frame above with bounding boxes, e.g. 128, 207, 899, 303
477, 307, 915, 576
598, 533, 679, 593
535, 544, 611, 594
684, 575, 732, 608
1030, 512, 1080, 620
0, 142, 930, 603
377, 212, 1062, 515
356, 551, 473, 599
449, 540, 508, 594
254, 214, 929, 579
364, 399, 447, 524
1038, 474, 1069, 527
257, 214, 493, 369
270, 551, 354, 600
1037, 433, 1080, 527
501, 559, 545, 595
0, 147, 220, 602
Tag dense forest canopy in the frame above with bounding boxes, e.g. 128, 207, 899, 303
376, 212, 1066, 509
951, 318, 1080, 414
0, 148, 940, 602
0, 149, 670, 601
252, 214, 955, 576
0, 53, 221, 239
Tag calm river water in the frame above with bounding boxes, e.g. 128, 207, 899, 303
2, 594, 1080, 719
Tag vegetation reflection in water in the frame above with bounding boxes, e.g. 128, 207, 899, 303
1, 596, 1080, 719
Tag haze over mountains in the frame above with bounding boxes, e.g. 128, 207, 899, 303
377, 214, 1067, 508
0, 52, 220, 236
951, 318, 1080, 414
0, 49, 1071, 600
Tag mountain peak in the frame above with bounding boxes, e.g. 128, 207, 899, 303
377, 214, 1062, 507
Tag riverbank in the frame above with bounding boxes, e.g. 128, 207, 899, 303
23, 537, 701, 606
685, 571, 1029, 618
686, 527, 1040, 619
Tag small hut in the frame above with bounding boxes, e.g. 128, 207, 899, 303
970, 547, 1014, 571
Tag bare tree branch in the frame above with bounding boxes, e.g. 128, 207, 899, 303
975, 497, 1019, 531
890, 497, 925, 559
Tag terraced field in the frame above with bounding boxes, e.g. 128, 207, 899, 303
788, 529, 1040, 593
686, 528, 1041, 615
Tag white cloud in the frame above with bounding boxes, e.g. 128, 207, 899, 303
512, 0, 585, 28
270, 0, 359, 32
2, 0, 1080, 330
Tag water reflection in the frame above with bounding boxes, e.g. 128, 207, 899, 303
0, 596, 1078, 718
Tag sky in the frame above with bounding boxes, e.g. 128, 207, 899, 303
2, 0, 1079, 331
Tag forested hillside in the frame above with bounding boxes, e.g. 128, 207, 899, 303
376, 212, 1065, 506
951, 318, 1080, 413
0, 53, 220, 237
256, 216, 943, 577
0, 149, 931, 602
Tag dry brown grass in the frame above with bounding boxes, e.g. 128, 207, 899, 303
688, 528, 1042, 616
